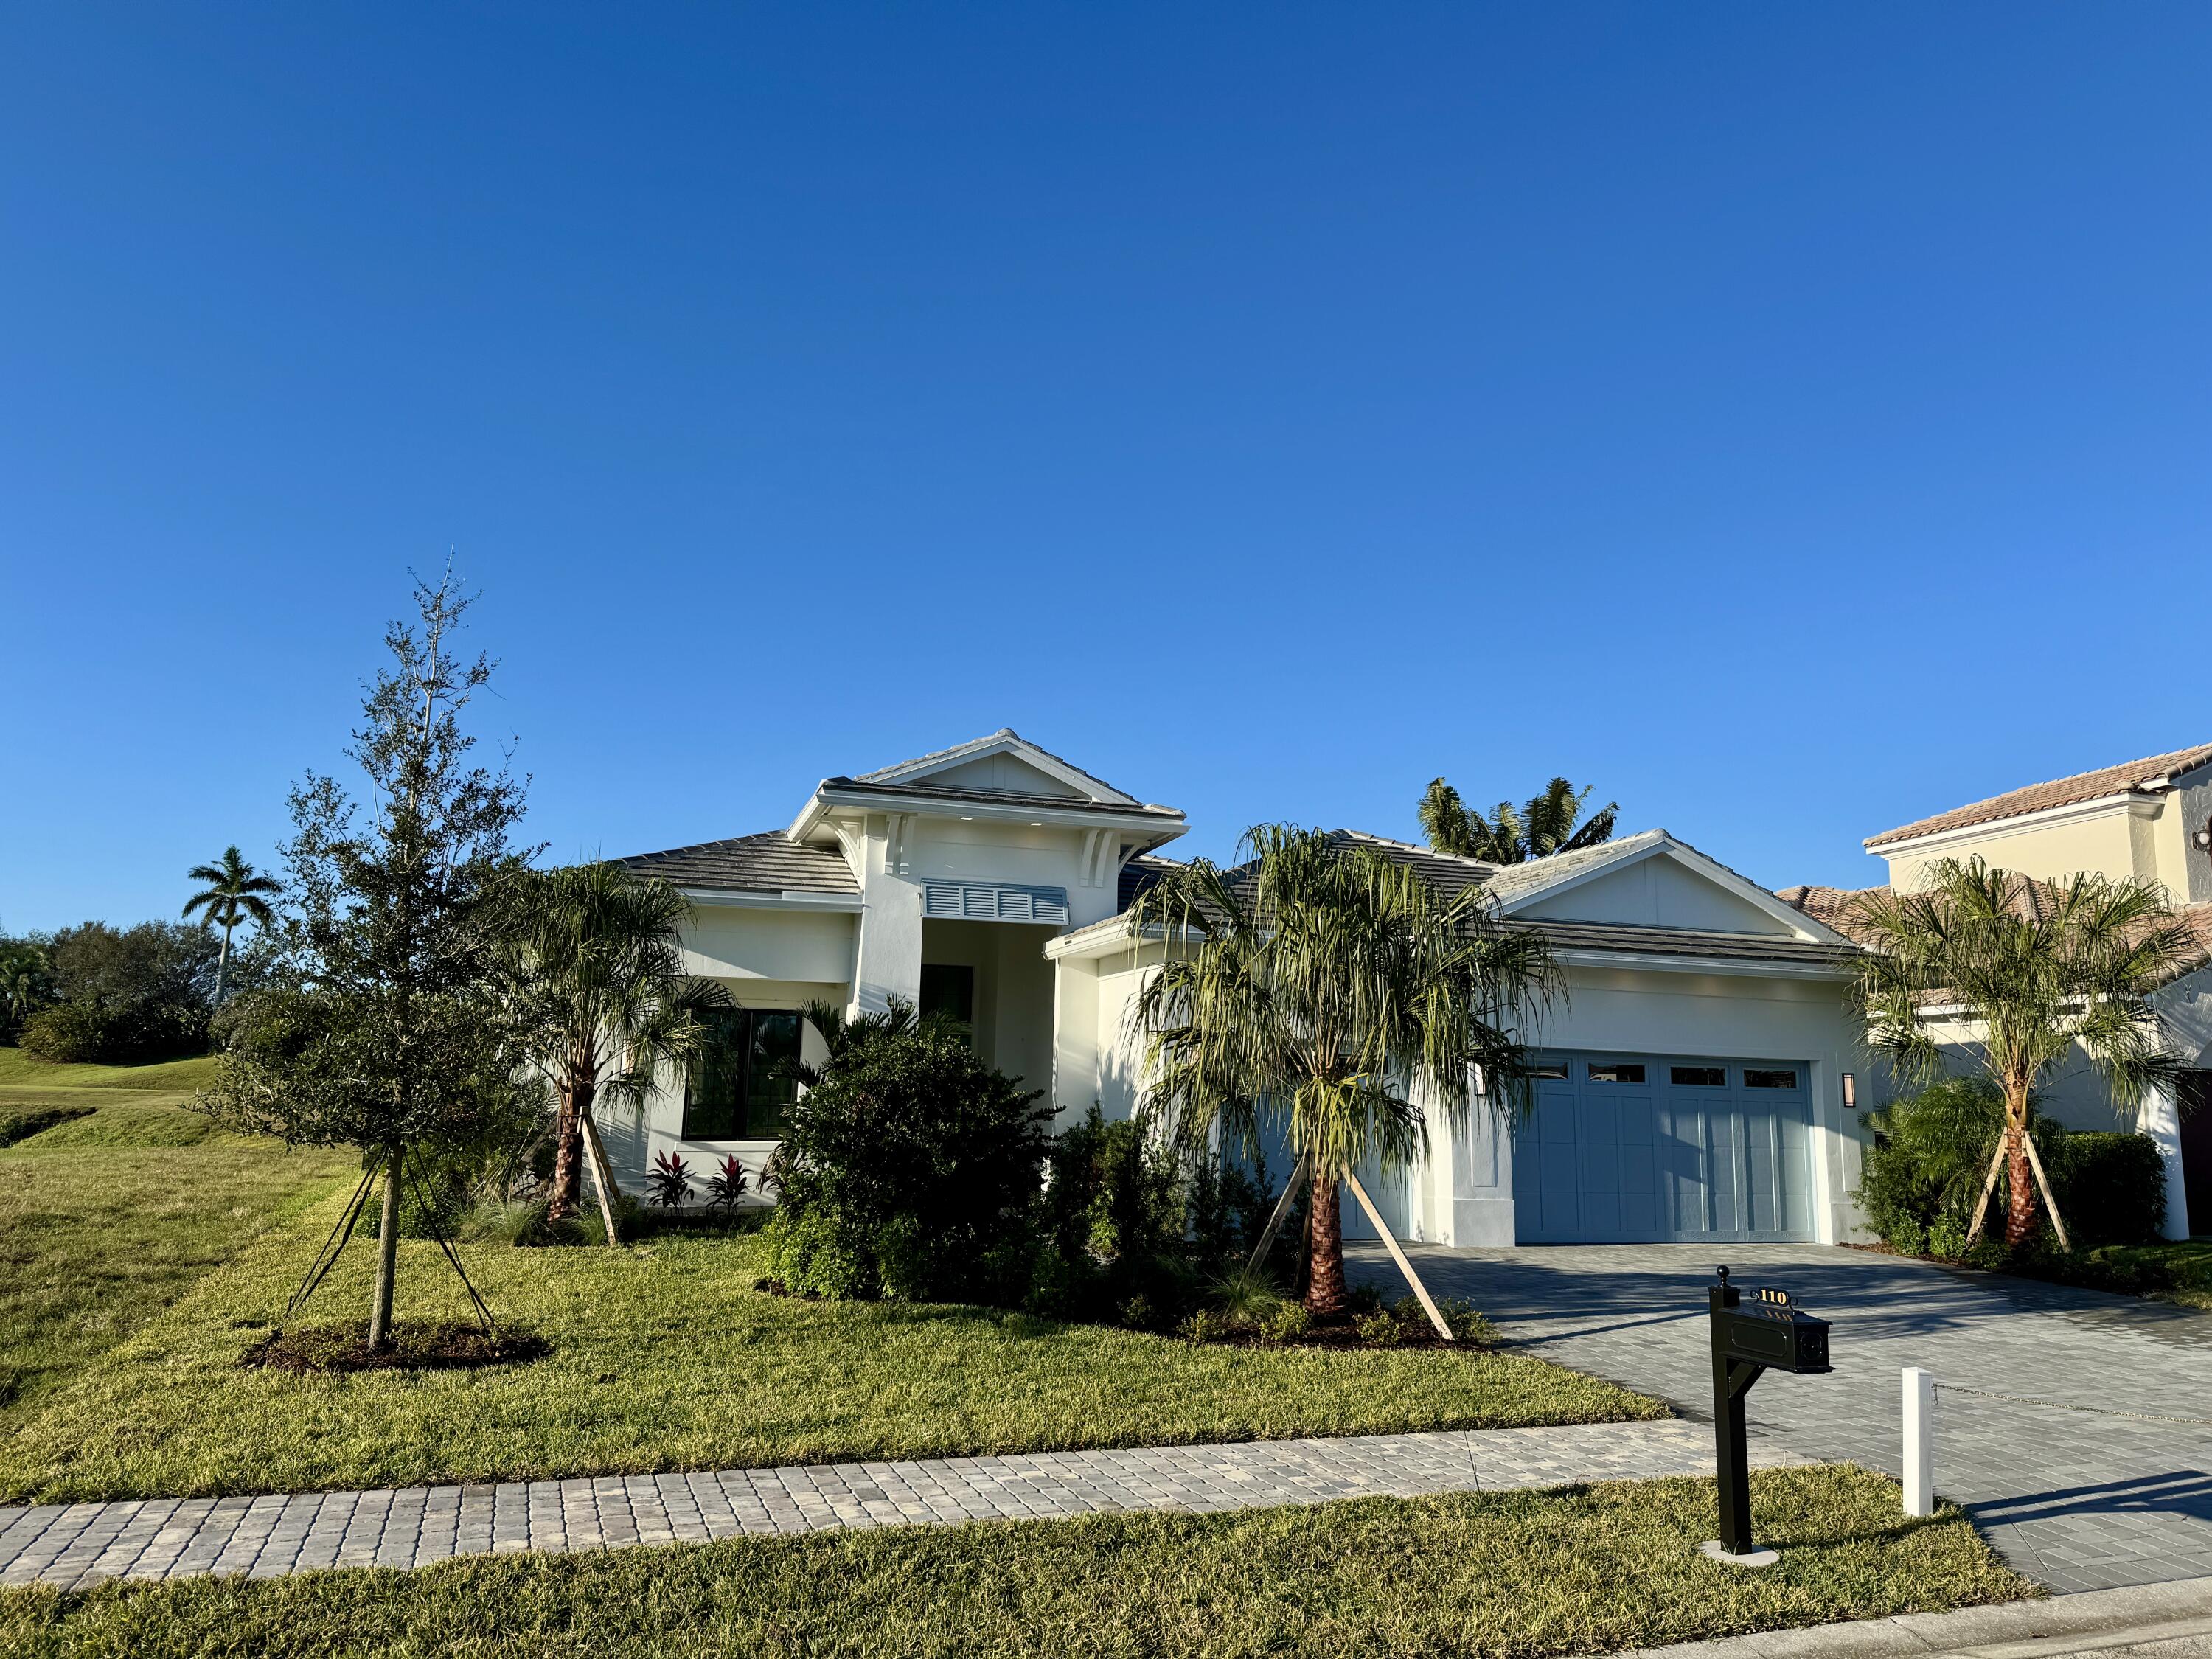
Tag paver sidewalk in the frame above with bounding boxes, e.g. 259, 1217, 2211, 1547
0, 1417, 1773, 1591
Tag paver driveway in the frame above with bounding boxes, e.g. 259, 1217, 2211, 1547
1352, 1242, 2212, 1594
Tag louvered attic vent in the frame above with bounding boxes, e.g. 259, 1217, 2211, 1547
922, 882, 1072, 925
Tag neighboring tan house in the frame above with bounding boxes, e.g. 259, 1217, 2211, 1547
1780, 742, 2212, 1241
614, 730, 1876, 1250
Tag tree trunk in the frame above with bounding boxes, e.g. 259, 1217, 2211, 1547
1304, 1163, 1349, 1318
2003, 1103, 2037, 1248
213, 925, 232, 1006
369, 1145, 403, 1349
547, 1081, 583, 1221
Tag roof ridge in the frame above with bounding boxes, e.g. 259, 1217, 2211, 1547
1866, 741, 2212, 848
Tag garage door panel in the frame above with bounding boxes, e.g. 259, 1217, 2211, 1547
1512, 1053, 1814, 1244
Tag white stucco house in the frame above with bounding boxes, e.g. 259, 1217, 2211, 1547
1779, 742, 2212, 1242
610, 730, 1881, 1249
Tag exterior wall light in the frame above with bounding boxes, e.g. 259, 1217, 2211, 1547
2195, 822, 2212, 853
1840, 1073, 1857, 1111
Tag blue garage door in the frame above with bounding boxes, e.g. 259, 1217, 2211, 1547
1510, 1054, 1814, 1243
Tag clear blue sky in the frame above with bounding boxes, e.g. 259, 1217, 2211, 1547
6, 4, 2209, 933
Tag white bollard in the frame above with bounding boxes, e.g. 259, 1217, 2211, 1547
1902, 1367, 1935, 1517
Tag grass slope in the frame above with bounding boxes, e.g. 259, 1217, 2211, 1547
0, 1194, 1661, 1503
0, 1048, 220, 1092
0, 1465, 2031, 1659
0, 1097, 352, 1422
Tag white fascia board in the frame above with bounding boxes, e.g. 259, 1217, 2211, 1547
1551, 947, 1855, 981
680, 887, 864, 914
1864, 790, 2154, 857
814, 787, 1182, 837
1044, 917, 1194, 962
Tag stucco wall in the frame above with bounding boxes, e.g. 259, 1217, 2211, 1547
682, 904, 856, 986
1882, 801, 2144, 891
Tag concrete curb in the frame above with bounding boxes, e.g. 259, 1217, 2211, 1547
1623, 1576, 2212, 1659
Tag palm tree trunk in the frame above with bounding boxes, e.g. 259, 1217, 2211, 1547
547, 1081, 583, 1221
1304, 1162, 1350, 1318
213, 924, 232, 1006
2003, 1089, 2037, 1248
369, 1145, 403, 1349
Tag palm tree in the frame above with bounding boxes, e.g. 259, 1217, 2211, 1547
181, 846, 282, 1004
504, 862, 731, 1233
1127, 825, 1559, 1316
1850, 858, 2196, 1248
0, 942, 51, 1042
1419, 776, 1618, 864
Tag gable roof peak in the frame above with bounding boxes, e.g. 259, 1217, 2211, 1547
852, 728, 1141, 805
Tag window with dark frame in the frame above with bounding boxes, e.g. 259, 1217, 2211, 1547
1744, 1068, 1799, 1090
1670, 1065, 1727, 1088
1527, 1061, 1569, 1080
1586, 1062, 1646, 1085
683, 1008, 802, 1140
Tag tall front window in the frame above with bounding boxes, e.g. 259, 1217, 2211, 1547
684, 1008, 802, 1140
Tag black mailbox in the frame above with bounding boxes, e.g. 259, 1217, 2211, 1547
1705, 1267, 1832, 1563
1719, 1285, 1832, 1376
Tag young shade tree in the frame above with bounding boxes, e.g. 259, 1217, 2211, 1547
1851, 857, 2197, 1248
504, 860, 731, 1231
182, 846, 282, 1004
1127, 825, 1559, 1316
200, 571, 531, 1349
1419, 776, 1618, 864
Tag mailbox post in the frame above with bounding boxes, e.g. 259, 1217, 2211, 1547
1705, 1265, 1832, 1563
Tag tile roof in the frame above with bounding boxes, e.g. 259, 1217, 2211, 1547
821, 777, 1185, 818
1865, 742, 2212, 849
1127, 829, 1851, 969
618, 832, 859, 897
1118, 852, 1183, 910
1774, 884, 1889, 948
1506, 918, 1856, 967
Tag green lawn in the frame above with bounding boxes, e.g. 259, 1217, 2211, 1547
2101, 1238, 2212, 1311
0, 1048, 220, 1091
0, 1051, 354, 1425
0, 1181, 1661, 1504
0, 1464, 2030, 1659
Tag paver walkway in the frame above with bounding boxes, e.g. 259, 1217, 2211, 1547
0, 1418, 1770, 1591
1351, 1242, 2212, 1595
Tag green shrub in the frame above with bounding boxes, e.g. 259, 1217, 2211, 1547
1434, 1296, 1496, 1344
1208, 1263, 1286, 1326
1178, 1308, 1229, 1343
762, 1205, 879, 1301
1856, 1079, 2009, 1242
2042, 1131, 2167, 1247
771, 1023, 1049, 1303
1354, 1310, 1401, 1346
1259, 1301, 1312, 1344
1858, 1079, 2166, 1251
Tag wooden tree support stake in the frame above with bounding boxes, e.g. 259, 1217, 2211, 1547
580, 1108, 623, 1248
1964, 1141, 2007, 1245
1342, 1169, 1454, 1342
2022, 1130, 2071, 1251
1245, 1150, 1312, 1280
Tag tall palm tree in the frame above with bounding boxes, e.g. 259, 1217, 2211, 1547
1419, 776, 1618, 864
181, 846, 282, 1004
1127, 825, 1559, 1315
504, 862, 731, 1230
1850, 858, 2196, 1248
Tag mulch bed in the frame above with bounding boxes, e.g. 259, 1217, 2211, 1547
241, 1321, 552, 1374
